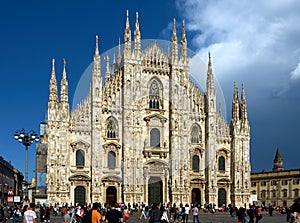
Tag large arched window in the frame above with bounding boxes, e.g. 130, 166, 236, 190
150, 128, 160, 147
107, 117, 118, 138
192, 155, 200, 171
76, 149, 85, 167
149, 80, 160, 109
108, 151, 116, 169
218, 156, 225, 171
191, 124, 201, 143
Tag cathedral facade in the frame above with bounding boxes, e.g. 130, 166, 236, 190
42, 11, 251, 207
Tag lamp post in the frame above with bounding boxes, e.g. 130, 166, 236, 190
14, 128, 39, 201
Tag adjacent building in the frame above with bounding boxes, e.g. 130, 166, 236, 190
0, 156, 23, 205
250, 148, 300, 207
41, 11, 251, 207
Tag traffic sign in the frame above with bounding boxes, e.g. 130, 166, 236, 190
7, 197, 13, 202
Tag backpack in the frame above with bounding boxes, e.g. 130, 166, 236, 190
82, 210, 92, 223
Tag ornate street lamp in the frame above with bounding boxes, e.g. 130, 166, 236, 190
14, 128, 39, 201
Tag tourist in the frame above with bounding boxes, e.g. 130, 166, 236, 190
23, 203, 37, 223
62, 206, 70, 223
91, 203, 101, 223
254, 206, 262, 223
148, 203, 160, 223
105, 201, 123, 223
191, 204, 200, 223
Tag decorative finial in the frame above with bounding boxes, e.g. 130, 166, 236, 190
126, 10, 130, 29
62, 59, 67, 79
95, 35, 99, 56
135, 12, 139, 29
242, 81, 245, 91
52, 58, 55, 69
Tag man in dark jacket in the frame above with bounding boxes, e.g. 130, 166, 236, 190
148, 203, 161, 223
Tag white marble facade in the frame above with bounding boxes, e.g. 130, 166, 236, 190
44, 11, 251, 207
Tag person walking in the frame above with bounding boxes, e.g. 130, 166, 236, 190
105, 201, 123, 223
254, 206, 262, 223
91, 203, 101, 223
62, 206, 70, 223
23, 203, 37, 223
191, 205, 200, 223
138, 205, 147, 220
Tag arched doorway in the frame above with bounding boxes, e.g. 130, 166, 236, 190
74, 186, 86, 205
148, 177, 162, 205
218, 188, 226, 207
191, 188, 201, 205
106, 186, 117, 202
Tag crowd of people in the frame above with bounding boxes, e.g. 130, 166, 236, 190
0, 198, 299, 223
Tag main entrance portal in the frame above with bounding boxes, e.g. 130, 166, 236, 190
106, 186, 117, 202
148, 177, 163, 205
218, 188, 226, 207
191, 188, 201, 204
74, 186, 86, 205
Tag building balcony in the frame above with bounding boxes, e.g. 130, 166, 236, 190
143, 146, 169, 159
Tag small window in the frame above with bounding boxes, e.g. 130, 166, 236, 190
218, 156, 225, 171
261, 190, 266, 198
191, 125, 201, 143
150, 128, 160, 147
271, 180, 278, 186
293, 178, 300, 185
294, 189, 299, 197
192, 155, 200, 171
76, 150, 85, 167
107, 117, 118, 139
251, 182, 257, 187
149, 80, 160, 109
108, 151, 116, 169
282, 180, 288, 186
261, 181, 267, 186
282, 189, 287, 198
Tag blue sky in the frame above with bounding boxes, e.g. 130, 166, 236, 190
0, 0, 299, 181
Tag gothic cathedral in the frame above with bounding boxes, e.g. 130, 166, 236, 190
43, 11, 251, 207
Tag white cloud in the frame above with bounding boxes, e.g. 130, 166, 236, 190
176, 0, 300, 93
290, 56, 300, 80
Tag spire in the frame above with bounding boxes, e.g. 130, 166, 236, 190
93, 35, 101, 78
232, 81, 239, 121
240, 82, 248, 120
60, 59, 69, 104
180, 20, 187, 61
124, 10, 131, 55
118, 37, 121, 64
105, 55, 110, 82
273, 148, 284, 172
134, 11, 141, 55
171, 18, 178, 63
95, 35, 99, 57
206, 52, 215, 95
49, 58, 58, 103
